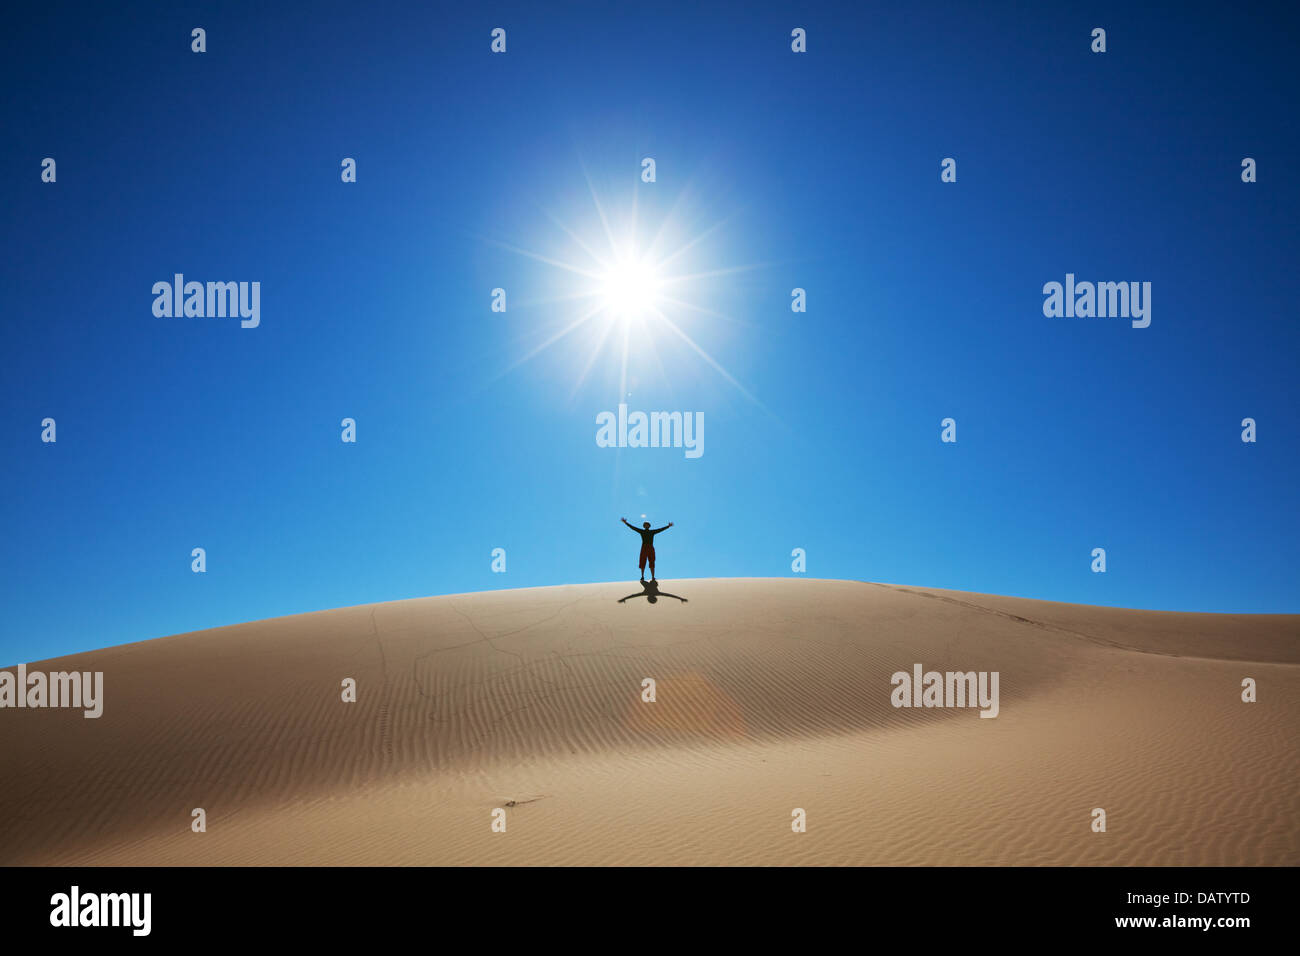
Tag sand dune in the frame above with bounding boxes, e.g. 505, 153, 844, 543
1, 578, 1295, 865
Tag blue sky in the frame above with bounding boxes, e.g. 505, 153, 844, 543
3, 0, 1297, 663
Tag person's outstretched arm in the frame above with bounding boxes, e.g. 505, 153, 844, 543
620, 517, 637, 533
651, 522, 674, 534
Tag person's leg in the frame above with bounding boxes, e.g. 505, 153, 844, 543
639, 549, 647, 580
649, 548, 656, 581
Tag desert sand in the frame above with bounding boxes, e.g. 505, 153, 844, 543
1, 578, 1296, 866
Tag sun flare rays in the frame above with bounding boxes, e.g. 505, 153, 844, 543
482, 171, 765, 406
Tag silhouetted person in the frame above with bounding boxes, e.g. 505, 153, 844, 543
621, 517, 673, 582
618, 580, 687, 604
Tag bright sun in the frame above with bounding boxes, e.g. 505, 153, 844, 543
485, 172, 765, 405
599, 258, 661, 320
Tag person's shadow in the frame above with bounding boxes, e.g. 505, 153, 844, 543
617, 580, 688, 605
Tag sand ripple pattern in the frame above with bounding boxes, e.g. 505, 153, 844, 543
1, 579, 1295, 865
